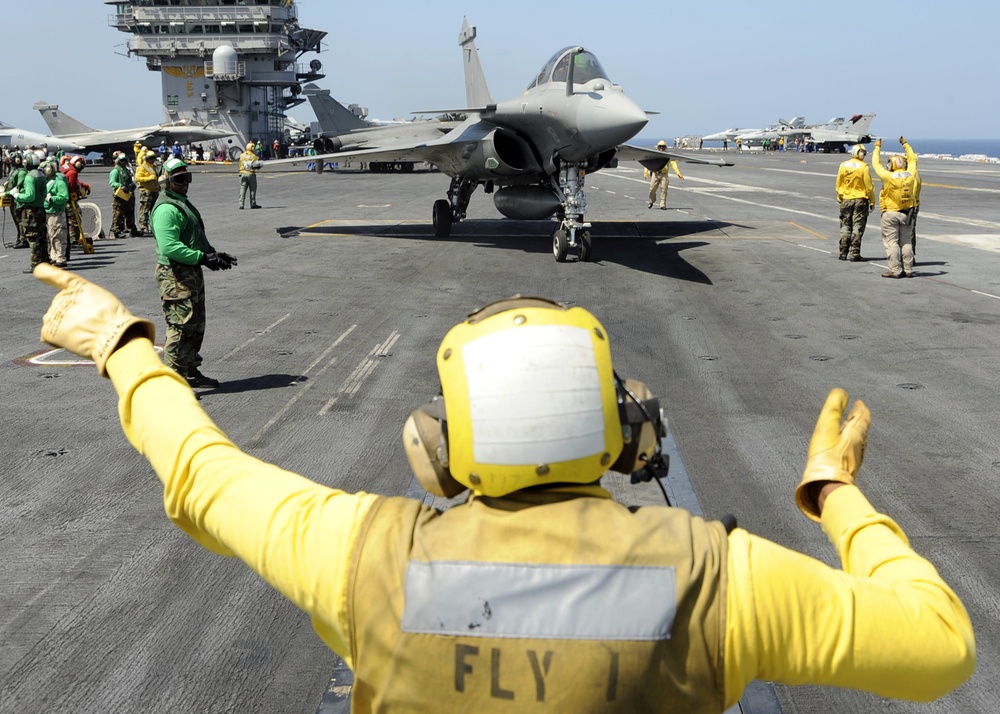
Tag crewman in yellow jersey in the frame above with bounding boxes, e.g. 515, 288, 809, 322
645, 140, 684, 209
34, 265, 975, 712
873, 136, 919, 278
835, 144, 875, 261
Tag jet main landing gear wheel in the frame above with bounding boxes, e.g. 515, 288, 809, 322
433, 199, 452, 237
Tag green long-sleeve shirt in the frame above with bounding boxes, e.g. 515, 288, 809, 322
44, 173, 70, 214
151, 189, 214, 266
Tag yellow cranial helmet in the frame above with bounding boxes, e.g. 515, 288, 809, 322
889, 155, 907, 171
403, 297, 665, 497
851, 144, 867, 160
656, 140, 667, 148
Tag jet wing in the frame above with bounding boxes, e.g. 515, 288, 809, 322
51, 128, 162, 153
616, 144, 733, 168
50, 126, 231, 153
263, 118, 492, 172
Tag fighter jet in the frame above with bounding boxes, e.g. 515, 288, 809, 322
735, 117, 805, 146
782, 113, 876, 153
269, 17, 730, 262
303, 83, 461, 171
32, 101, 232, 158
701, 127, 750, 143
0, 120, 82, 153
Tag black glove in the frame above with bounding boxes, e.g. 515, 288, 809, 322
200, 252, 227, 271
217, 252, 238, 268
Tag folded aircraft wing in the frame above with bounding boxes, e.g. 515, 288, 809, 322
616, 144, 734, 168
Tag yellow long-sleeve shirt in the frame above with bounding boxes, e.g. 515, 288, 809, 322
645, 159, 684, 180
836, 157, 875, 203
106, 337, 975, 709
873, 143, 919, 212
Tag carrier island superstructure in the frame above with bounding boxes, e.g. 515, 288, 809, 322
105, 0, 326, 159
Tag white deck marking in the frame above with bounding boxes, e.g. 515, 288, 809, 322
250, 324, 356, 442
318, 331, 400, 415
220, 313, 292, 361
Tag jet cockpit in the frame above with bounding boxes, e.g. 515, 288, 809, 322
527, 48, 609, 90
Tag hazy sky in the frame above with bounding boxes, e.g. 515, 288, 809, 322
5, 1, 994, 141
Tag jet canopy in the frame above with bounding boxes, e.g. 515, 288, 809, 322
527, 47, 609, 90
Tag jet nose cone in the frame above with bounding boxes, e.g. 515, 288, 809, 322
578, 91, 648, 148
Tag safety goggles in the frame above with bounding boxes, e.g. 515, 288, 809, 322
171, 173, 193, 184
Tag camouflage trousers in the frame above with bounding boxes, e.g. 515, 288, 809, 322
156, 262, 207, 376
111, 195, 137, 236
10, 205, 23, 241
138, 189, 158, 232
838, 198, 869, 257
19, 206, 48, 268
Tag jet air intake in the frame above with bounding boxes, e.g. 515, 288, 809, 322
462, 128, 540, 177
493, 186, 563, 220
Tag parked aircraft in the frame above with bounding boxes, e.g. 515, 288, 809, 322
303, 83, 460, 171
271, 18, 730, 262
735, 117, 805, 145
0, 121, 82, 153
782, 113, 876, 153
32, 101, 232, 159
701, 127, 750, 143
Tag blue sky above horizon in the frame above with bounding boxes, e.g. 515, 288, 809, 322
5, 1, 995, 141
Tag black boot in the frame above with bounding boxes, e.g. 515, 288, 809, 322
186, 368, 220, 388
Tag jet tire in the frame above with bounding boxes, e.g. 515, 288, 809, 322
552, 227, 569, 262
579, 230, 593, 262
433, 199, 452, 238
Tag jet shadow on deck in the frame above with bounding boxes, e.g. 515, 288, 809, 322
276, 219, 741, 283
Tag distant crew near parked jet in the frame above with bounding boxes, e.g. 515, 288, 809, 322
645, 140, 684, 210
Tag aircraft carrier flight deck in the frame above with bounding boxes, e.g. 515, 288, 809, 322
1, 149, 998, 713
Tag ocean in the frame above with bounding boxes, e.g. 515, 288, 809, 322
639, 135, 1000, 162
907, 139, 1000, 162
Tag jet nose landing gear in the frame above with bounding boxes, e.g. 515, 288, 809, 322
551, 162, 593, 262
551, 224, 593, 263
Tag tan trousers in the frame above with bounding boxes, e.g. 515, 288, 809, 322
46, 211, 67, 264
881, 210, 914, 275
649, 174, 669, 208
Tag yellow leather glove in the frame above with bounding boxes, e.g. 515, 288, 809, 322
35, 264, 155, 378
795, 388, 871, 521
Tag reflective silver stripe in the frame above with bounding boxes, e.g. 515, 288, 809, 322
401, 560, 677, 640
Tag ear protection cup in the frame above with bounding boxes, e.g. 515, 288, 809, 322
611, 379, 665, 476
402, 404, 465, 498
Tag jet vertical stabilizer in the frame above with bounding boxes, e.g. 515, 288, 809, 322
34, 102, 95, 136
303, 84, 369, 134
459, 17, 494, 107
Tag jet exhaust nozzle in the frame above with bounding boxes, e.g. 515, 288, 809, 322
493, 186, 563, 220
